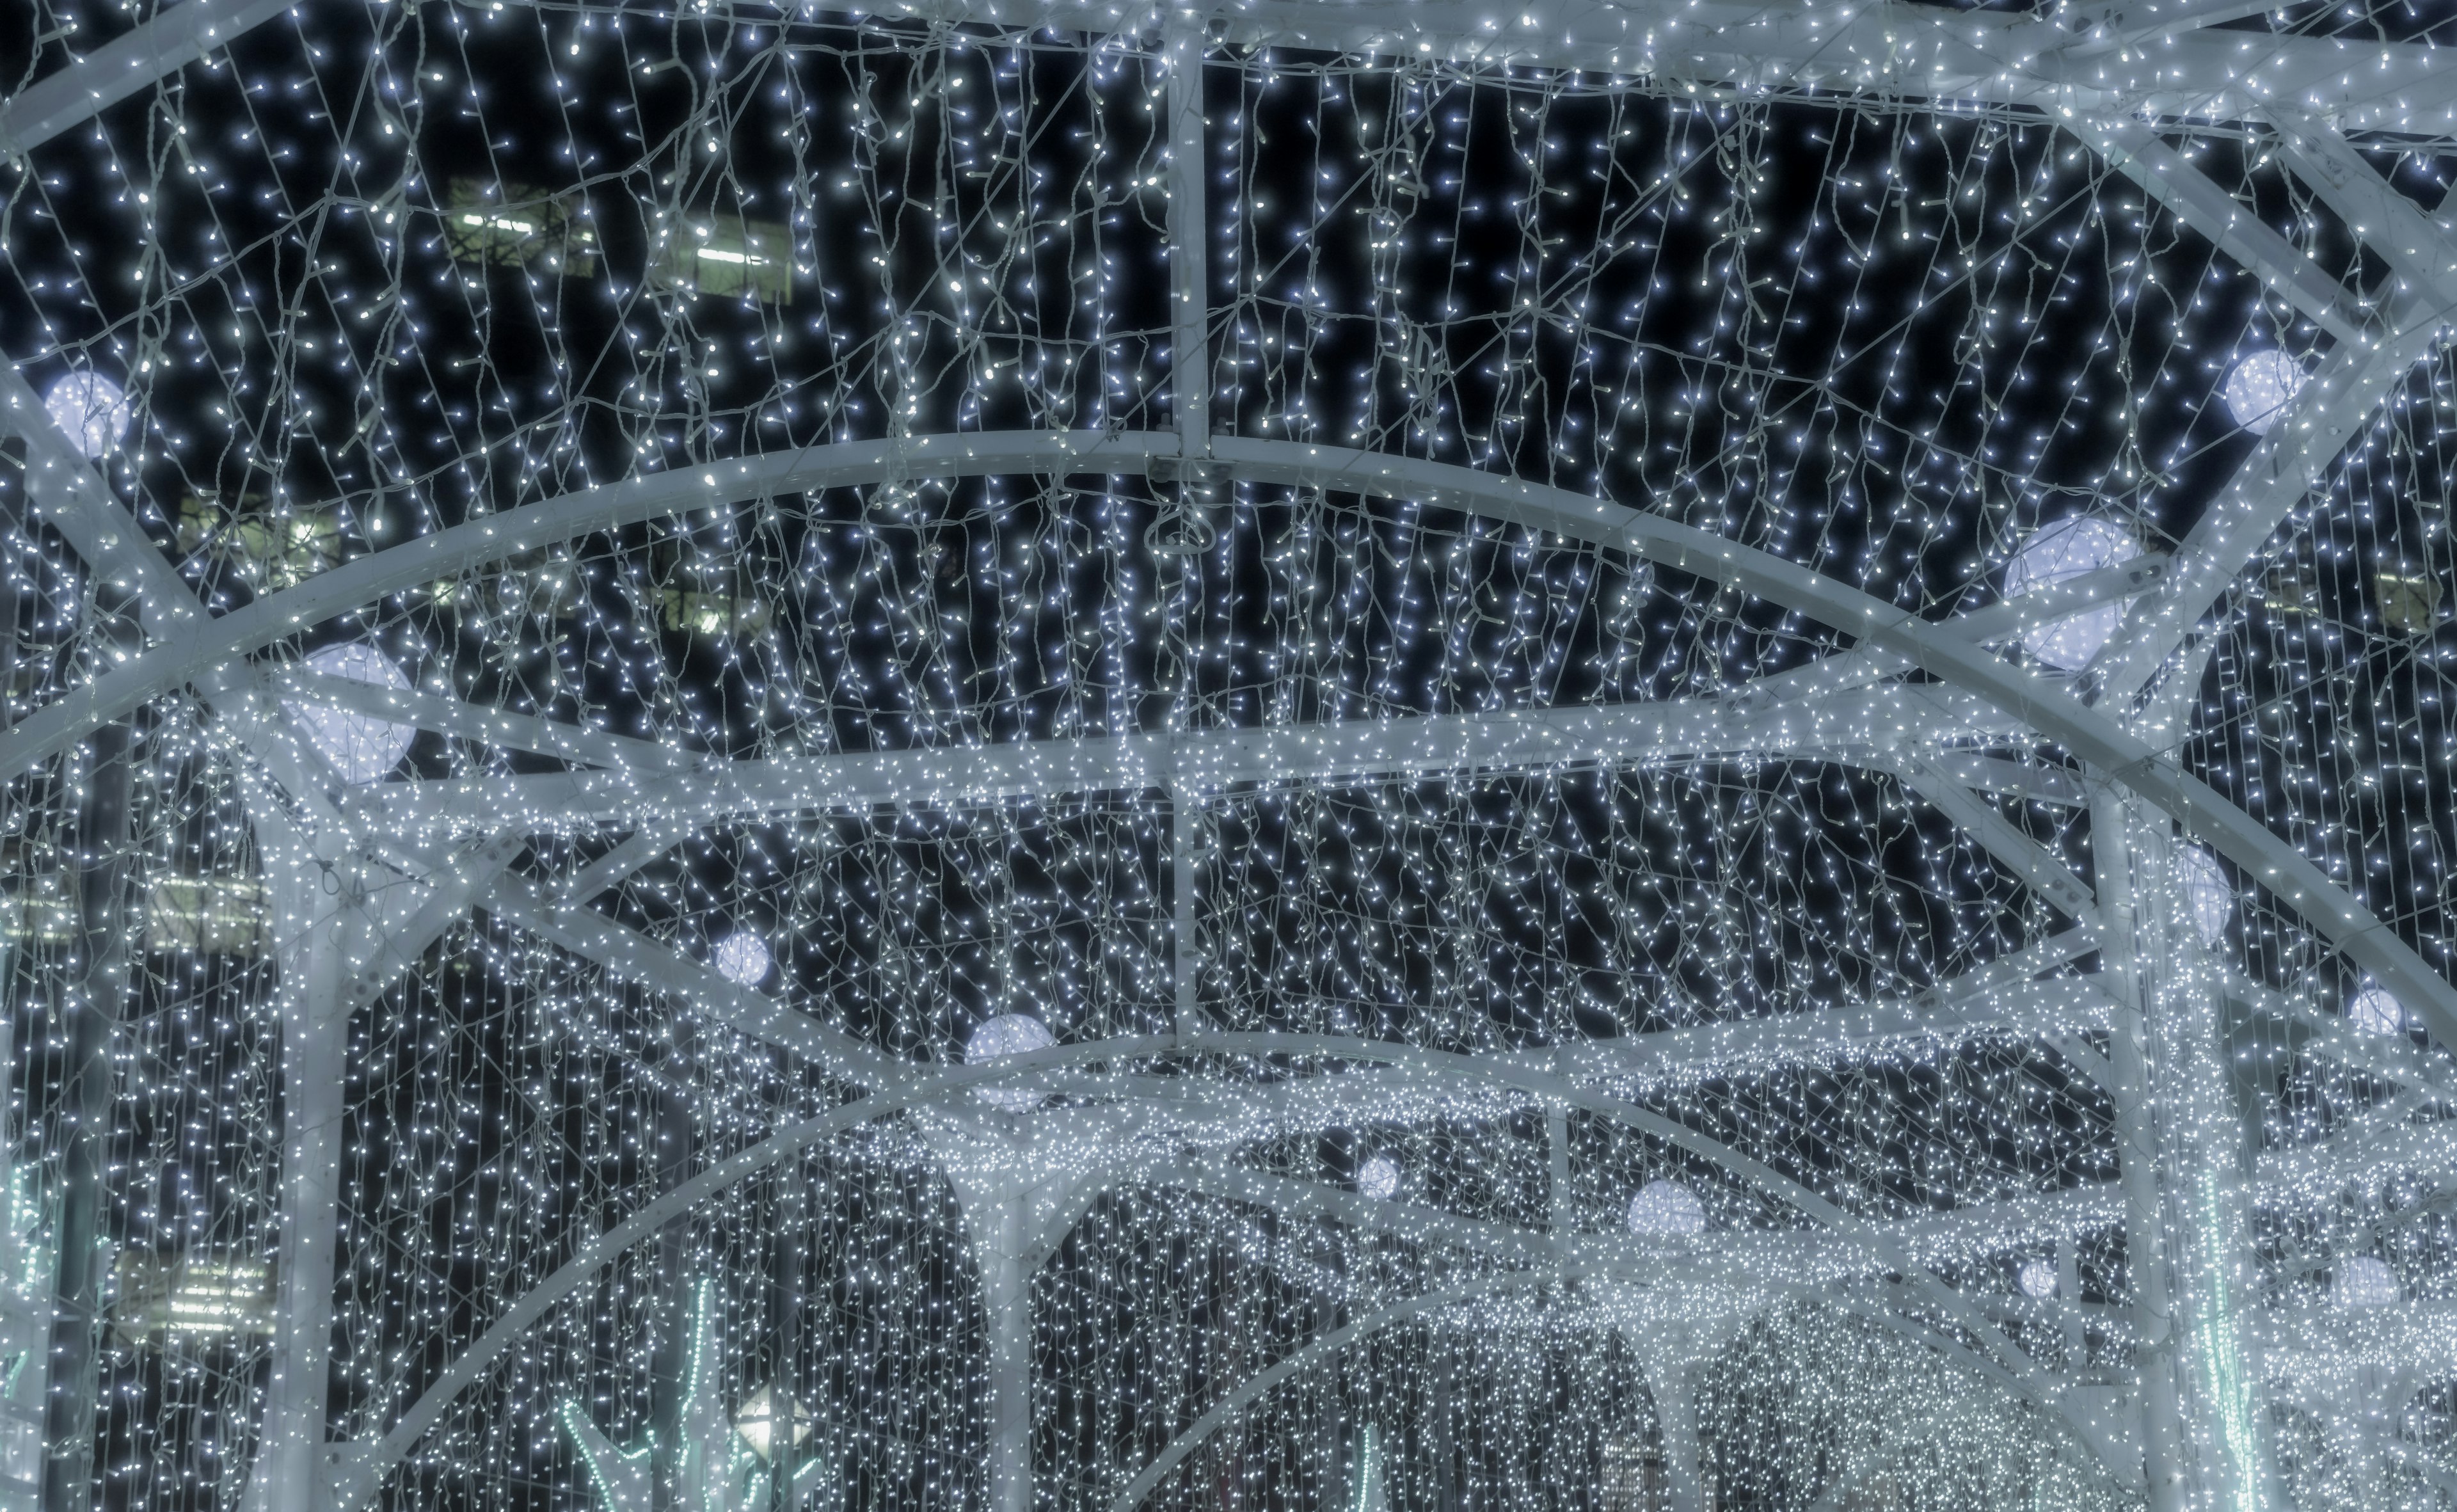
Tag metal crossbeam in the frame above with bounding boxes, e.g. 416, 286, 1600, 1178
267, 665, 710, 775
0, 0, 297, 155
8, 432, 2445, 1068
2263, 108, 2457, 318
349, 680, 2020, 833
482, 877, 916, 1091
0, 367, 197, 644
1888, 748, 2099, 921
830, 0, 2457, 134
2080, 122, 2376, 344
2090, 321, 2442, 704
333, 1030, 2099, 1509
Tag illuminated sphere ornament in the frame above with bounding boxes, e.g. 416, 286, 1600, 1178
2017, 1259, 2058, 1300
2336, 1255, 2399, 1308
2348, 986, 2406, 1037
1626, 1179, 1706, 1236
282, 643, 415, 783
1356, 1156, 1400, 1202
965, 1014, 1056, 1111
44, 370, 131, 459
2002, 516, 2135, 671
2175, 846, 2232, 946
2221, 349, 2307, 436
731, 1384, 814, 1463
712, 932, 771, 987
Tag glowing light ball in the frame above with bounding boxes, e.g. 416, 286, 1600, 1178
2336, 1255, 2398, 1308
1356, 1156, 1399, 1202
2017, 1259, 2058, 1300
1626, 1179, 1706, 1236
283, 643, 415, 783
44, 371, 132, 460
965, 1014, 1056, 1111
2175, 846, 2232, 947
2002, 516, 2135, 671
2221, 349, 2307, 436
712, 932, 771, 987
2348, 986, 2406, 1037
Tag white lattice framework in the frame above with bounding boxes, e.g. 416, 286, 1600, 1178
6, 3, 2457, 1512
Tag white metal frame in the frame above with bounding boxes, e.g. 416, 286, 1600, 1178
10, 0, 2457, 1507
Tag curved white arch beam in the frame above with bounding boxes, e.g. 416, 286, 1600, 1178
1099, 1259, 2125, 1512
1097, 1273, 1562, 1512
333, 1030, 2080, 1507
4, 431, 2444, 1044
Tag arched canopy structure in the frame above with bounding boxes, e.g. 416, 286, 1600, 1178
6, 4, 2457, 1512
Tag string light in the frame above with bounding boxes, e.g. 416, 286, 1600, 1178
0, 3, 2449, 1510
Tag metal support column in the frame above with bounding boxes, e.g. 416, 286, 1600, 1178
41, 583, 139, 1512
243, 868, 360, 1512
2092, 783, 2187, 1512
1171, 792, 1198, 1033
1545, 1109, 1571, 1242
1164, 17, 1209, 456
983, 1195, 1031, 1512
1646, 1348, 1705, 1512
2133, 818, 2274, 1512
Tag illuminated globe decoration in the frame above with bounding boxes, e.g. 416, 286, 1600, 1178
1626, 1179, 1706, 1237
44, 370, 132, 459
713, 932, 772, 987
2348, 986, 2406, 1037
964, 1014, 1056, 1112
2001, 516, 2135, 671
2221, 349, 2307, 436
2336, 1256, 2399, 1309
1356, 1156, 1400, 1202
2175, 846, 2232, 947
2017, 1259, 2058, 1300
281, 642, 416, 783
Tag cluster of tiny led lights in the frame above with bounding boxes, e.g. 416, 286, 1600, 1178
7, 1, 2457, 1509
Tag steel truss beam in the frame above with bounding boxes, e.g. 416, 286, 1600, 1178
9, 430, 2444, 1051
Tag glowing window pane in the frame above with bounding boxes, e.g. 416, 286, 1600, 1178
2348, 987, 2405, 1037
2003, 516, 2135, 671
45, 372, 131, 460
1356, 1156, 1399, 1202
966, 1014, 1056, 1111
2175, 846, 2231, 947
1626, 1179, 1705, 1236
282, 643, 415, 784
713, 932, 771, 987
2222, 349, 2306, 436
